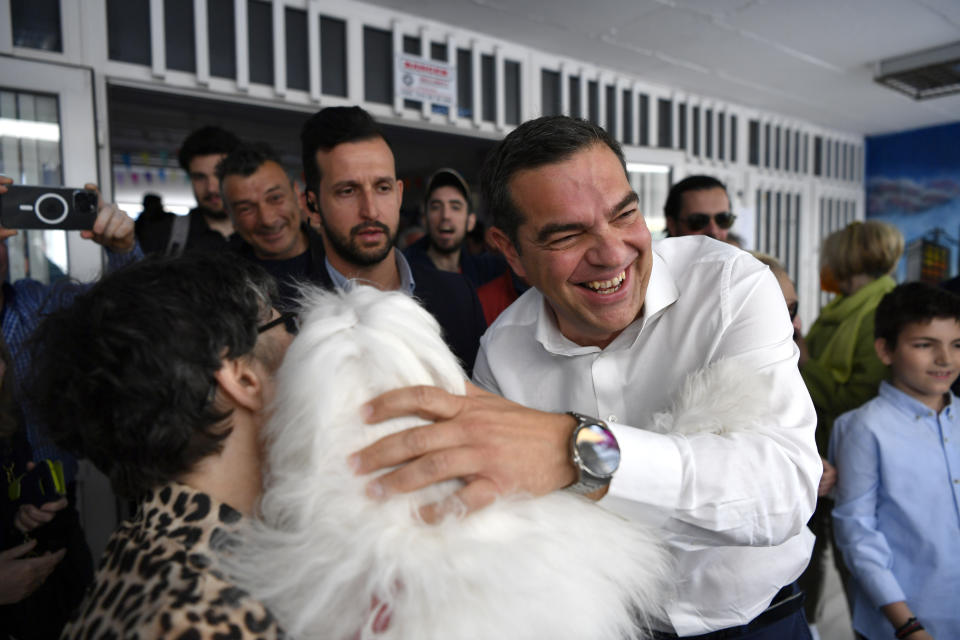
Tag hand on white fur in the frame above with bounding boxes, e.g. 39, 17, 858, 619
229, 286, 669, 639
352, 381, 577, 519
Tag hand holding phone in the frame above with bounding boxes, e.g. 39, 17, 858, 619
0, 176, 136, 253
79, 182, 137, 253
0, 185, 98, 230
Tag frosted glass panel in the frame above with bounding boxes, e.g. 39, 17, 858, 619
0, 90, 68, 284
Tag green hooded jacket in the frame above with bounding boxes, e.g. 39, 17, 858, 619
800, 275, 895, 453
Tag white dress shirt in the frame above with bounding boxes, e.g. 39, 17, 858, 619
473, 236, 819, 636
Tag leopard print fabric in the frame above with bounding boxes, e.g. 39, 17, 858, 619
61, 482, 284, 639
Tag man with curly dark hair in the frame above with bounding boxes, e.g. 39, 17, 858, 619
137, 126, 241, 256
27, 253, 292, 637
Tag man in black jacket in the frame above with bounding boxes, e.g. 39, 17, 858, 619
300, 106, 486, 374
223, 111, 485, 374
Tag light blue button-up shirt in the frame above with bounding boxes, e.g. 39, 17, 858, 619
324, 250, 416, 296
830, 380, 960, 640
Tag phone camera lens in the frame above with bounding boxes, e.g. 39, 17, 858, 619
74, 191, 97, 214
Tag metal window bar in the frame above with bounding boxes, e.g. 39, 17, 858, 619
765, 190, 773, 254
781, 191, 791, 276
775, 191, 784, 258
754, 188, 762, 252
792, 193, 801, 287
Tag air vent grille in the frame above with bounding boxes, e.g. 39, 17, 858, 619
874, 42, 960, 100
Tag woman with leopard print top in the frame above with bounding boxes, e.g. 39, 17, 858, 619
26, 254, 293, 638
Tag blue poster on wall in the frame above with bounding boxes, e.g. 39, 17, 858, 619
866, 121, 960, 283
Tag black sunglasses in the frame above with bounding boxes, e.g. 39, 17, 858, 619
258, 312, 300, 336
680, 212, 737, 232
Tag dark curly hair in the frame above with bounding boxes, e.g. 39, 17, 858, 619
875, 281, 960, 348
26, 253, 276, 499
177, 126, 241, 171
479, 115, 625, 247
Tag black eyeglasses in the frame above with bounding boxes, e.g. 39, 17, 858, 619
258, 312, 300, 336
680, 212, 737, 232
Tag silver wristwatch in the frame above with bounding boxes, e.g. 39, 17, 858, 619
566, 412, 621, 494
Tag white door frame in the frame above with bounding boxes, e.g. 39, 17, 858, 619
1, 56, 104, 281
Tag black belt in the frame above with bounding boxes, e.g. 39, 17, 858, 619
651, 582, 805, 640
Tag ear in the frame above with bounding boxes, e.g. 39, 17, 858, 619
395, 176, 404, 204
874, 337, 894, 366
466, 212, 477, 233
303, 188, 318, 213
213, 357, 266, 413
305, 190, 322, 228
488, 226, 526, 280
665, 216, 679, 237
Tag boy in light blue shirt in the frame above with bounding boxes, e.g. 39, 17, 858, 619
830, 282, 960, 640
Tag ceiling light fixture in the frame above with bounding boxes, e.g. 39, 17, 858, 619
874, 41, 960, 100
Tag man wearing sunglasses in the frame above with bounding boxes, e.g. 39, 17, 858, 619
664, 175, 737, 242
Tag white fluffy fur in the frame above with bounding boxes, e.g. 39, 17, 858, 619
225, 286, 670, 640
648, 359, 775, 437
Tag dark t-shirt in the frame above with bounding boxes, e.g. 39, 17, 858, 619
136, 208, 234, 256
251, 252, 312, 311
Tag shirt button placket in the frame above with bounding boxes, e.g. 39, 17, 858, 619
591, 353, 624, 424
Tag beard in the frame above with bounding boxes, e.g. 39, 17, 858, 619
320, 217, 395, 267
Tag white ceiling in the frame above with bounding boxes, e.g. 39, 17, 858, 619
363, 0, 960, 136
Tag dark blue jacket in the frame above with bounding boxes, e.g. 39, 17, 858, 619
234, 226, 487, 374
404, 236, 507, 288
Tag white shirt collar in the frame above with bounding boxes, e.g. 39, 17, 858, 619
532, 249, 679, 356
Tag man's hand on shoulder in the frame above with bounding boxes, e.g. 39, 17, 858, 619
350, 381, 577, 520
80, 183, 135, 253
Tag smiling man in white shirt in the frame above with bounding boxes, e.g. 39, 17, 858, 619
351, 115, 820, 639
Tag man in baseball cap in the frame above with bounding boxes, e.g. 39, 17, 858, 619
404, 168, 504, 287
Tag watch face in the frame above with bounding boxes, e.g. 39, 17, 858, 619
576, 424, 620, 477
